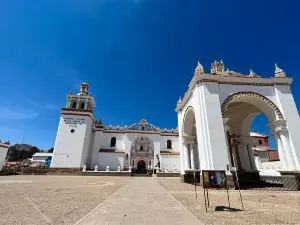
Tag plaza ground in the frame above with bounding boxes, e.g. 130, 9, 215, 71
0, 175, 299, 225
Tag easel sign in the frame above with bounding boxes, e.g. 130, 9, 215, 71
202, 170, 227, 189
201, 170, 231, 212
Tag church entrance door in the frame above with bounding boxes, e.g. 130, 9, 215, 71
136, 160, 146, 174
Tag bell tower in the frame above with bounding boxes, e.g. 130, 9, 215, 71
51, 82, 96, 170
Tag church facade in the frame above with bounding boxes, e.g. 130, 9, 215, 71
51, 60, 300, 179
50, 83, 181, 172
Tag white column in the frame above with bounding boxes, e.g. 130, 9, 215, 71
179, 144, 185, 174
193, 143, 199, 169
183, 144, 190, 170
76, 98, 80, 109
236, 138, 252, 171
274, 134, 287, 169
245, 137, 257, 171
85, 99, 88, 109
268, 120, 297, 170
187, 147, 191, 169
190, 144, 195, 169
223, 118, 232, 170
279, 131, 296, 170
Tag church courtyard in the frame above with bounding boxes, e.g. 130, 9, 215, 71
0, 175, 299, 225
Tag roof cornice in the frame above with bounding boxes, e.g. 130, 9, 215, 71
175, 74, 293, 112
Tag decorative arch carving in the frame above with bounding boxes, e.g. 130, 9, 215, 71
221, 92, 284, 120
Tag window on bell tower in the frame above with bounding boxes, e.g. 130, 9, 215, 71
167, 140, 172, 149
71, 102, 77, 109
80, 102, 85, 109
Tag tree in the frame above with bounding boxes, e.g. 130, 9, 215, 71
29, 146, 40, 157
48, 147, 54, 153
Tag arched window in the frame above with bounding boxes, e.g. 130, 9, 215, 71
80, 102, 85, 109
110, 137, 116, 147
167, 140, 172, 149
140, 145, 144, 151
71, 102, 77, 109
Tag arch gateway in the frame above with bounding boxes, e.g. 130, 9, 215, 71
176, 61, 300, 183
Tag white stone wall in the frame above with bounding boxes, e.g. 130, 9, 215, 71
274, 86, 300, 169
51, 114, 94, 168
0, 145, 9, 171
160, 155, 180, 172
159, 135, 179, 152
97, 152, 125, 171
87, 131, 180, 170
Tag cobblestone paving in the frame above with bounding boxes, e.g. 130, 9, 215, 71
76, 177, 203, 225
157, 177, 300, 225
1, 175, 300, 225
0, 175, 129, 225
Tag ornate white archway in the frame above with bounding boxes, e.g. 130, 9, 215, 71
181, 106, 200, 170
222, 92, 284, 121
176, 60, 300, 175
221, 91, 298, 171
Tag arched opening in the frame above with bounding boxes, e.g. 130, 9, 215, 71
136, 160, 146, 174
167, 140, 172, 149
80, 102, 85, 109
71, 102, 77, 109
182, 106, 200, 170
222, 92, 288, 181
110, 137, 116, 147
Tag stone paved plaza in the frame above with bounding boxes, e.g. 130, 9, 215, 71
0, 175, 300, 225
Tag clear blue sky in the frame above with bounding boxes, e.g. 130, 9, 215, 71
0, 0, 299, 149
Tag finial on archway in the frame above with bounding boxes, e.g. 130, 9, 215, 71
194, 61, 205, 75
275, 63, 286, 78
248, 69, 261, 78
211, 60, 225, 74
177, 96, 182, 104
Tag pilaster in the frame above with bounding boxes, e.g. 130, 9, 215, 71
235, 137, 252, 171
268, 120, 299, 170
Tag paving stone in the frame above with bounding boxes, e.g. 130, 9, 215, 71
77, 178, 203, 225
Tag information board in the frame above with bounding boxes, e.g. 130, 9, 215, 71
64, 117, 85, 128
202, 170, 227, 189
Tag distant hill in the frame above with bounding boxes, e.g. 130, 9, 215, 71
6, 144, 53, 162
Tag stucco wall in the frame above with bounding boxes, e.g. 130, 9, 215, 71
0, 145, 9, 171
51, 114, 94, 168
88, 131, 180, 170
160, 155, 180, 172
97, 152, 125, 171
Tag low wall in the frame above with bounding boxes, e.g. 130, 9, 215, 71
156, 172, 180, 177
48, 167, 82, 175
82, 171, 132, 176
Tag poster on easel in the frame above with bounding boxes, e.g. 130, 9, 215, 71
202, 170, 227, 189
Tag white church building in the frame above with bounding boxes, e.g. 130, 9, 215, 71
51, 61, 300, 182
51, 82, 181, 173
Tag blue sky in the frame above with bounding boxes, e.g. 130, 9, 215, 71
0, 0, 299, 149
